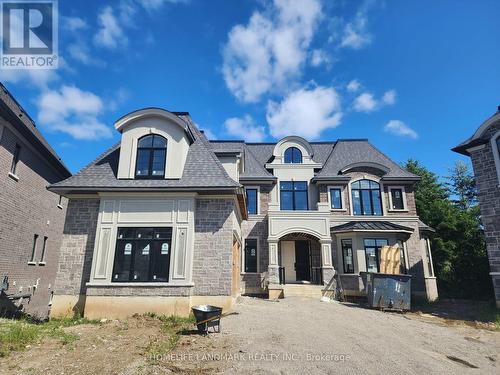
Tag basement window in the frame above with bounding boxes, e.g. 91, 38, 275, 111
112, 227, 172, 282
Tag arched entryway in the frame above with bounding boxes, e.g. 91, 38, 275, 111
278, 232, 323, 285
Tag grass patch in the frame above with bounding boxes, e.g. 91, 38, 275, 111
0, 314, 100, 357
144, 313, 196, 362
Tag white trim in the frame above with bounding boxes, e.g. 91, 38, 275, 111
387, 186, 408, 211
489, 272, 500, 276
327, 185, 347, 211
468, 111, 500, 142
340, 162, 390, 174
242, 237, 260, 274
244, 186, 260, 216
8, 172, 19, 181
490, 130, 500, 185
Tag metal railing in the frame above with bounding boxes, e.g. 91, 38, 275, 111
278, 267, 286, 285
311, 267, 323, 285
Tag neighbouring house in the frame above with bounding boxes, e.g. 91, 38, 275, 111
49, 108, 438, 319
453, 106, 500, 308
0, 83, 71, 319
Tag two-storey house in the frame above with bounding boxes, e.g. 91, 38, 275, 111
49, 108, 438, 319
453, 107, 500, 308
0, 83, 71, 319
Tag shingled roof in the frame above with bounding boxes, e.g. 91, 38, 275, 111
0, 83, 71, 179
48, 113, 241, 193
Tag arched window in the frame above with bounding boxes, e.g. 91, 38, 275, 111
135, 134, 167, 179
351, 179, 383, 216
284, 147, 302, 163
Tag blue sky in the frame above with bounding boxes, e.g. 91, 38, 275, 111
1, 0, 499, 177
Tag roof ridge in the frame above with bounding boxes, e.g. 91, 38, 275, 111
365, 141, 419, 178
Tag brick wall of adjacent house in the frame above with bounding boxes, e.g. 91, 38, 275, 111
0, 122, 68, 319
192, 198, 235, 296
469, 122, 500, 305
53, 199, 100, 297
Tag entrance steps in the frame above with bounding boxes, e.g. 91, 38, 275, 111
282, 283, 324, 298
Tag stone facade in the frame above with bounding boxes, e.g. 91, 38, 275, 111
468, 121, 500, 306
192, 198, 235, 296
0, 120, 68, 319
53, 199, 100, 297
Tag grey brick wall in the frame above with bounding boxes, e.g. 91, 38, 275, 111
193, 198, 235, 296
86, 285, 191, 297
469, 121, 500, 304
53, 199, 100, 296
0, 121, 68, 319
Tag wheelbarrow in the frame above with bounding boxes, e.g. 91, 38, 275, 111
191, 305, 223, 334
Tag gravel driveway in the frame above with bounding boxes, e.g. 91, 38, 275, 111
184, 296, 499, 375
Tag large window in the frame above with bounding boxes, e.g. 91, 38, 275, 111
244, 239, 258, 273
280, 181, 308, 210
351, 180, 383, 216
112, 227, 172, 282
135, 135, 167, 179
329, 188, 342, 209
246, 188, 258, 215
284, 147, 302, 163
363, 238, 388, 273
341, 239, 354, 273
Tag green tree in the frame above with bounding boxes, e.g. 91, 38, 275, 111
446, 160, 477, 210
403, 159, 492, 300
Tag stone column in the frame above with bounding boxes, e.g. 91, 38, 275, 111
320, 239, 335, 286
267, 239, 280, 285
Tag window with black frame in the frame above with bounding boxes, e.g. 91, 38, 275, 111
351, 180, 383, 215
246, 188, 258, 215
329, 188, 342, 209
112, 227, 172, 282
341, 239, 354, 273
284, 147, 302, 163
244, 239, 258, 272
390, 188, 404, 210
280, 181, 308, 210
135, 135, 167, 179
363, 238, 388, 273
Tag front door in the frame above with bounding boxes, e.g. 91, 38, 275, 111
281, 241, 296, 283
295, 241, 311, 281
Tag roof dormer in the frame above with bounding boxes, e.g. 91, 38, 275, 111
115, 108, 193, 179
269, 136, 319, 166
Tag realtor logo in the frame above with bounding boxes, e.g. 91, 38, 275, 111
0, 0, 58, 69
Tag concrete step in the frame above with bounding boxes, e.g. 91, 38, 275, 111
283, 284, 324, 298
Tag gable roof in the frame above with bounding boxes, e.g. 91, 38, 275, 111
49, 113, 240, 193
0, 83, 71, 178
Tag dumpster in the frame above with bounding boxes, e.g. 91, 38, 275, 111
191, 305, 222, 334
365, 273, 411, 310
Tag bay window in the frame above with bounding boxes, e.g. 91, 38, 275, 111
351, 180, 383, 216
280, 181, 308, 210
363, 238, 388, 273
112, 227, 172, 282
341, 239, 354, 273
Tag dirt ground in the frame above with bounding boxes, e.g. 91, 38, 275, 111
1, 297, 499, 375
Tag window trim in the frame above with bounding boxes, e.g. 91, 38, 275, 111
491, 130, 500, 187
424, 237, 436, 278
244, 186, 260, 216
28, 234, 38, 265
341, 239, 355, 274
388, 186, 408, 212
349, 178, 384, 216
280, 181, 309, 211
363, 238, 389, 273
9, 143, 21, 180
327, 185, 346, 211
57, 195, 63, 209
39, 236, 48, 264
134, 134, 168, 180
242, 237, 259, 274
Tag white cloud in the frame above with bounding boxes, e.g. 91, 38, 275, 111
353, 89, 397, 112
94, 6, 127, 49
0, 69, 59, 89
202, 128, 217, 140
339, 1, 373, 50
222, 0, 322, 103
224, 115, 266, 142
384, 120, 418, 139
266, 86, 342, 139
353, 92, 377, 112
310, 49, 329, 67
346, 79, 361, 92
68, 43, 106, 67
62, 16, 87, 31
382, 89, 396, 105
37, 85, 112, 140
138, 0, 187, 11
